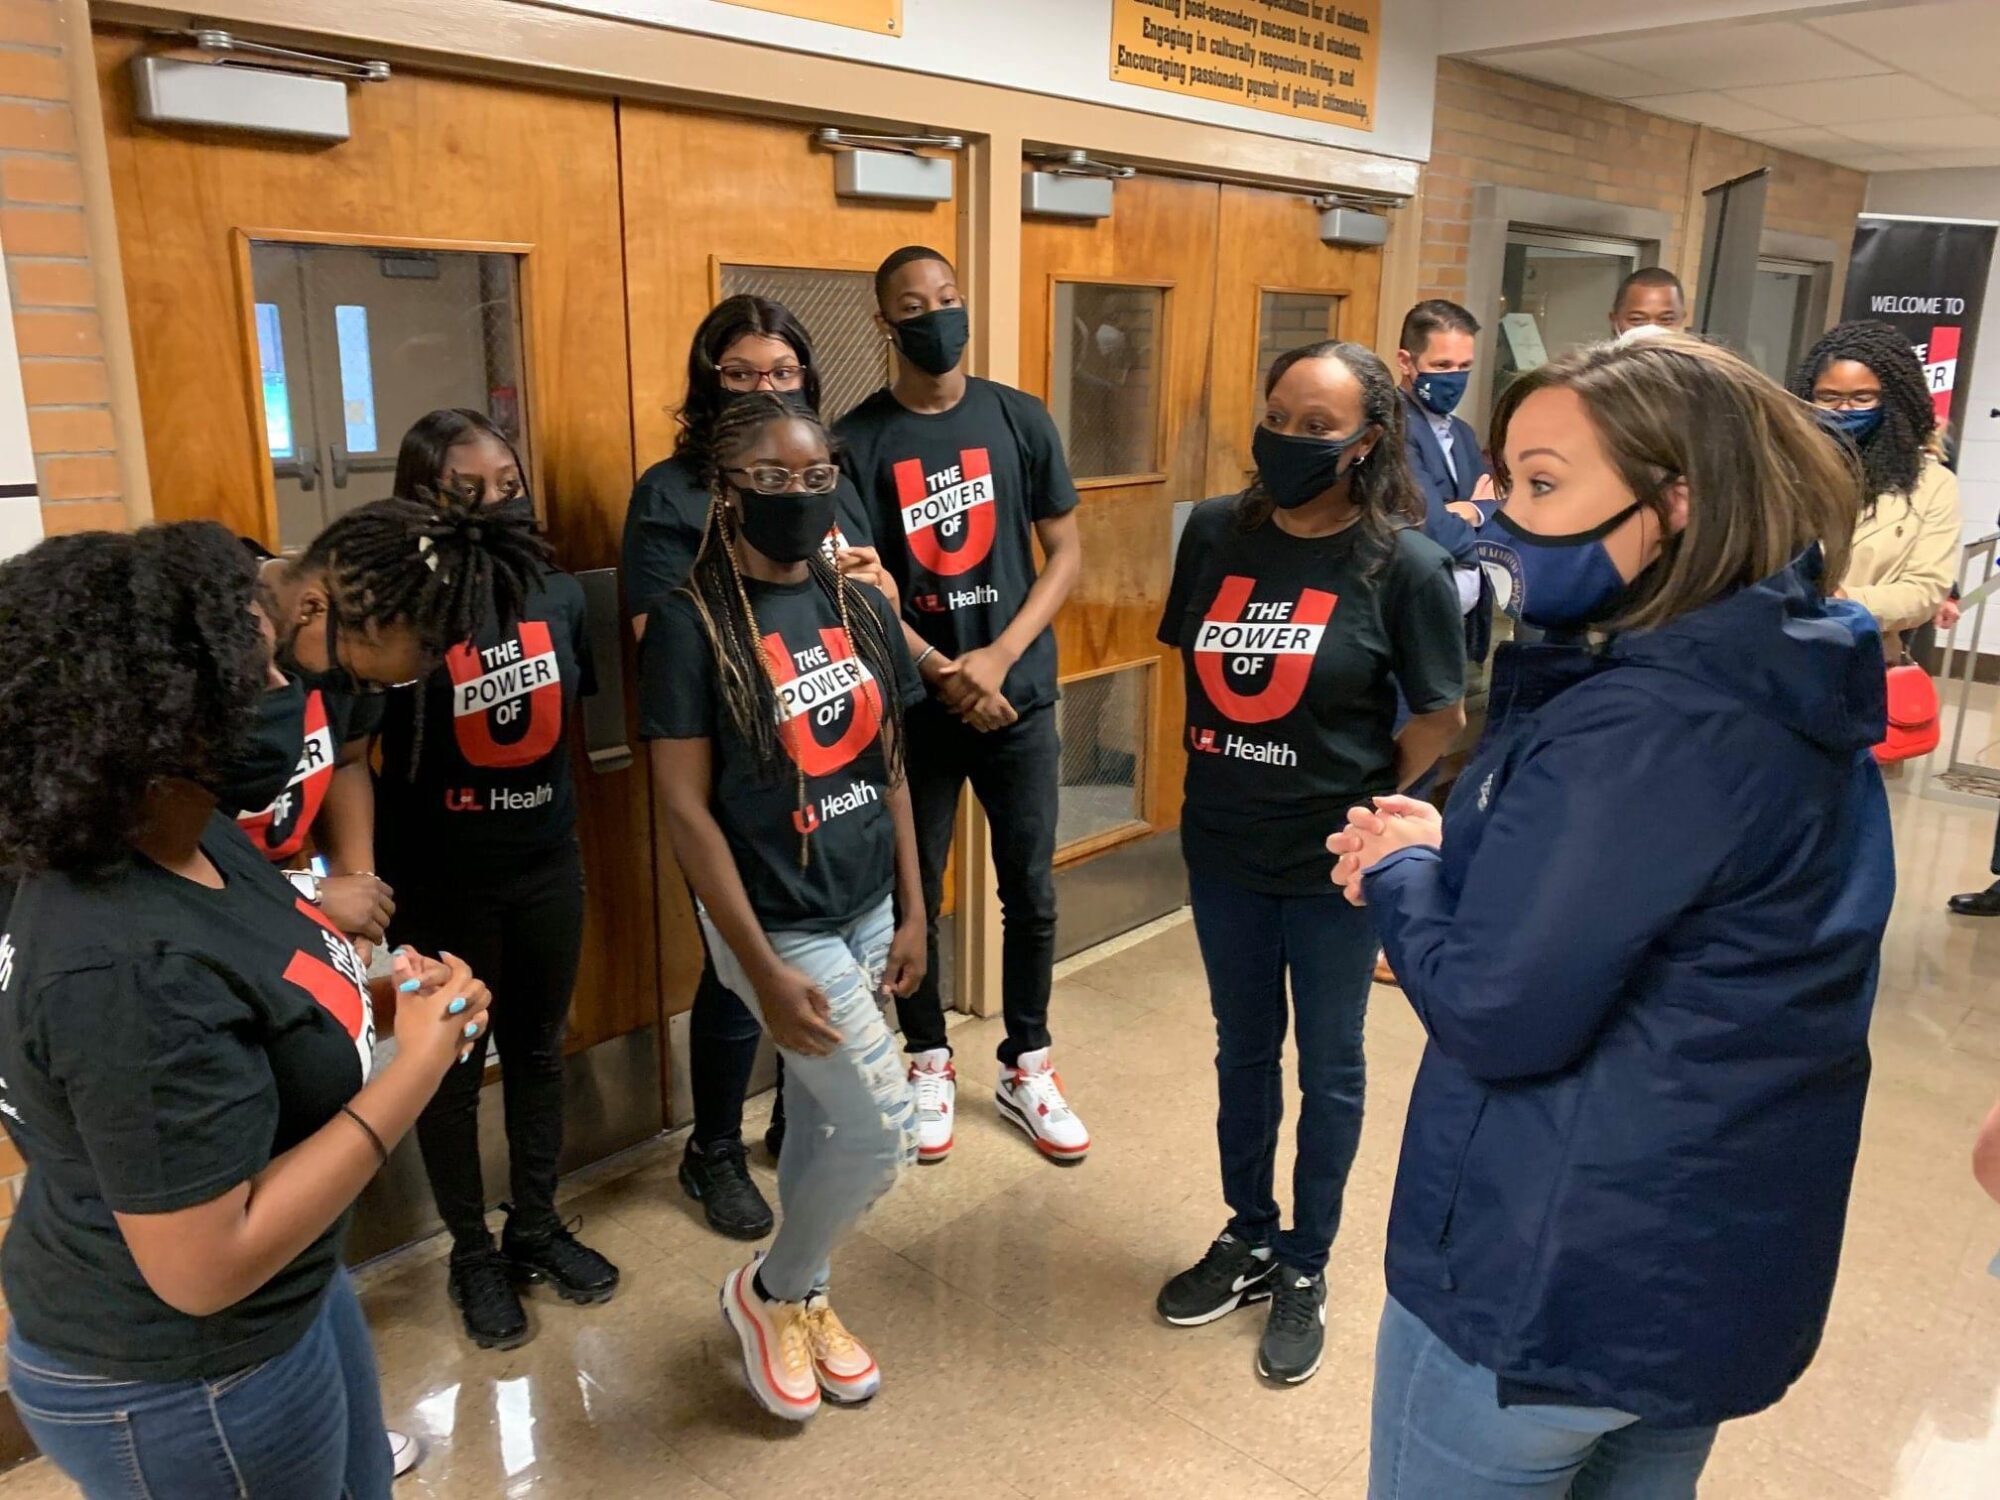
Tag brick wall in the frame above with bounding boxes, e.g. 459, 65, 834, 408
1419, 57, 1866, 311
0, 0, 124, 537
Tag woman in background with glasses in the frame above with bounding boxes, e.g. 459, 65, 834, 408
1791, 319, 1961, 654
623, 294, 891, 1241
371, 409, 620, 1353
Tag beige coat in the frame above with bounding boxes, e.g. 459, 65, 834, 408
1844, 456, 1962, 654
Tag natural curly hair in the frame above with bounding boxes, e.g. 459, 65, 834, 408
1789, 318, 1935, 511
0, 522, 267, 875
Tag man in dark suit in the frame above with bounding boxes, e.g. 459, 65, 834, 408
1396, 299, 1490, 659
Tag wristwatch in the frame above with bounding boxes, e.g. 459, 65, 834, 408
284, 869, 324, 906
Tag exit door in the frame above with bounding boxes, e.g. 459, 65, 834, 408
1020, 173, 1383, 953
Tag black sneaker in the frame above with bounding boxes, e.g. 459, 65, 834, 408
679, 1138, 775, 1241
448, 1246, 530, 1351
503, 1217, 620, 1305
1156, 1233, 1278, 1326
763, 1118, 786, 1162
1257, 1268, 1327, 1385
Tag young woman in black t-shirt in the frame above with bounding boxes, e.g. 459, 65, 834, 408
0, 514, 520, 1500
622, 295, 892, 1240
641, 395, 924, 1423
374, 409, 619, 1352
1154, 341, 1466, 1388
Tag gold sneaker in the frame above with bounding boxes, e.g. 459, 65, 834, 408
804, 1293, 881, 1405
721, 1257, 820, 1421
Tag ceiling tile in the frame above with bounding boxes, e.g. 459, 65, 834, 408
1624, 90, 1798, 134
1737, 126, 1850, 152
1577, 21, 1884, 92
1815, 145, 1928, 173
1479, 46, 1682, 101
1725, 73, 1952, 127
1832, 112, 2000, 151
1807, 3, 2000, 110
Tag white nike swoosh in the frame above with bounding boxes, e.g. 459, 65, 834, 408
1230, 1271, 1267, 1293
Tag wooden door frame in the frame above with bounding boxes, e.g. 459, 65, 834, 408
226, 229, 542, 549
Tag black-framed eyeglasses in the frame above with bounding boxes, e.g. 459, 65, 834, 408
724, 463, 841, 496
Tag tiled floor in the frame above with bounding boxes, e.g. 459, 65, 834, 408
6, 788, 2000, 1498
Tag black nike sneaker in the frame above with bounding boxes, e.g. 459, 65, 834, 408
679, 1137, 775, 1241
502, 1216, 620, 1305
1156, 1232, 1278, 1326
1257, 1267, 1327, 1385
448, 1244, 530, 1351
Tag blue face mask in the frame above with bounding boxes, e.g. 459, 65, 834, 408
1821, 405, 1883, 444
1413, 368, 1471, 417
1476, 502, 1643, 630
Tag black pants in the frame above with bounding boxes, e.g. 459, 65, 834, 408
900, 699, 1059, 1065
688, 949, 785, 1148
389, 844, 584, 1250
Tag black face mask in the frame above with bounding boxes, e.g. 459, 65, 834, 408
482, 494, 536, 526
891, 305, 970, 377
737, 489, 837, 565
212, 672, 306, 815
1252, 424, 1370, 510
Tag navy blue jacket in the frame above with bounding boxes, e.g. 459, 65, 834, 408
1364, 552, 1893, 1427
1399, 389, 1492, 664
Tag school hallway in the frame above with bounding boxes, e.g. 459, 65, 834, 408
0, 789, 1989, 1500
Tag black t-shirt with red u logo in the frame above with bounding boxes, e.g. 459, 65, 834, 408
1161, 497, 1467, 895
835, 378, 1080, 714
639, 577, 923, 933
373, 568, 594, 874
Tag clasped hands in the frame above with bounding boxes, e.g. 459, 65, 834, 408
1327, 795, 1444, 907
922, 644, 1018, 733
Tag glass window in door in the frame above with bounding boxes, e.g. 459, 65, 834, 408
249, 243, 528, 551
1051, 281, 1166, 482
1254, 291, 1340, 403
1745, 259, 1824, 384
1492, 232, 1640, 410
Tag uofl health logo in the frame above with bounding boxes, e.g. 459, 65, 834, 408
447, 620, 563, 770
237, 689, 336, 861
895, 448, 997, 578
764, 626, 884, 780
1193, 576, 1338, 723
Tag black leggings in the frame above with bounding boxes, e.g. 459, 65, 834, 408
388, 845, 585, 1250
689, 929, 785, 1147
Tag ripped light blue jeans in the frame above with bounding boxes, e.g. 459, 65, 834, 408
702, 895, 918, 1299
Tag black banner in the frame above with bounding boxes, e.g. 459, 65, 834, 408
1843, 216, 1996, 446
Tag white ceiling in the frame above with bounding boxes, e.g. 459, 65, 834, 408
1461, 1, 2000, 173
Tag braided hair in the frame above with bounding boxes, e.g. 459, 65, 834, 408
680, 394, 906, 867
1789, 319, 1935, 510
673, 296, 826, 487
0, 522, 267, 874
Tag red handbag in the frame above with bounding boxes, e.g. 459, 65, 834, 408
1874, 657, 1940, 765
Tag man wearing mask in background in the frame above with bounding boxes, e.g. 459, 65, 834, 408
1610, 266, 1686, 337
835, 246, 1088, 1171
1395, 299, 1492, 644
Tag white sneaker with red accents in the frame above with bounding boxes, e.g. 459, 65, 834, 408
995, 1048, 1089, 1165
909, 1048, 956, 1165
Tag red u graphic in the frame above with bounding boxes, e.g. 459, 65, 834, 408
1193, 576, 1338, 724
895, 448, 997, 578
447, 620, 563, 769
763, 626, 884, 778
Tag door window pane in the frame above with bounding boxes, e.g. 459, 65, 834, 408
1746, 262, 1819, 383
718, 264, 890, 425
249, 242, 528, 550
1255, 291, 1339, 402
334, 305, 379, 455
1493, 234, 1639, 410
1055, 664, 1150, 851
1052, 282, 1163, 481
254, 302, 293, 459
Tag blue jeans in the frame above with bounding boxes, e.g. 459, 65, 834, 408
1369, 1297, 1717, 1499
1186, 870, 1375, 1276
6, 1271, 392, 1500
703, 895, 919, 1300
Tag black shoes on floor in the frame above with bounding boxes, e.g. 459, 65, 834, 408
679, 1138, 775, 1241
1158, 1233, 1326, 1386
448, 1214, 621, 1351
1948, 881, 2000, 917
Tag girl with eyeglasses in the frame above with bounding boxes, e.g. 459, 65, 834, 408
365, 409, 620, 1353
623, 295, 890, 1241
641, 394, 923, 1422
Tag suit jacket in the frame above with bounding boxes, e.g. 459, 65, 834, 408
1400, 388, 1492, 663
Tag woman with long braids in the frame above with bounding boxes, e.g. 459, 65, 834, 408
641, 394, 924, 1422
1154, 341, 1466, 1387
364, 409, 620, 1351
626, 295, 894, 1239
0, 517, 498, 1499
1790, 319, 1961, 652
